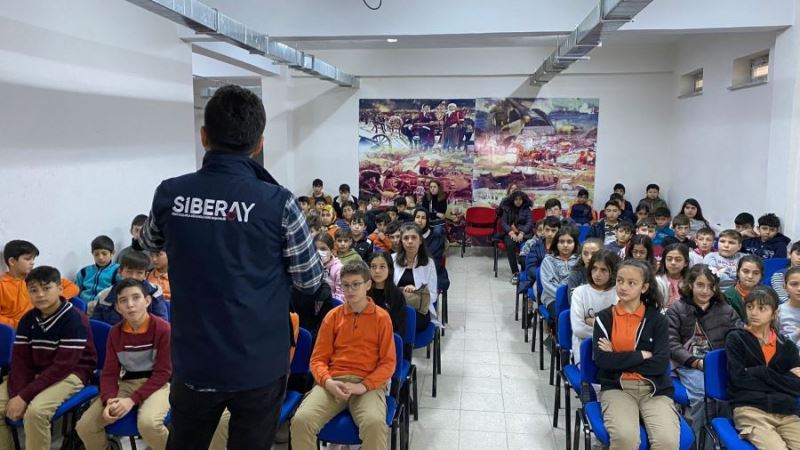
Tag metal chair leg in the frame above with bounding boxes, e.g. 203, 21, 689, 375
515, 290, 520, 322
493, 247, 498, 277
565, 382, 572, 450
412, 365, 419, 420
549, 344, 558, 385
573, 409, 582, 450
553, 371, 561, 428
538, 316, 545, 369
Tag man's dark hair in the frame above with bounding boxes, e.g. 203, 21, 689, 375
577, 188, 589, 197
646, 183, 660, 191
734, 212, 755, 227
3, 240, 39, 267
120, 251, 150, 271
203, 85, 266, 153
613, 183, 625, 192
91, 235, 115, 253
758, 213, 781, 229
297, 196, 310, 204
25, 266, 60, 286
338, 184, 350, 193
340, 261, 370, 282
131, 214, 148, 229
542, 216, 562, 229
654, 207, 671, 218
544, 198, 562, 210
387, 206, 398, 214
313, 179, 324, 188
394, 197, 407, 207
114, 278, 148, 299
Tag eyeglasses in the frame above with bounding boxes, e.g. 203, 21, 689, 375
341, 281, 366, 292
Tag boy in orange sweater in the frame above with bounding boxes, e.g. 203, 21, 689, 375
1, 240, 79, 328
291, 261, 396, 450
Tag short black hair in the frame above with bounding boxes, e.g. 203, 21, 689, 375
334, 228, 353, 241
577, 188, 589, 197
654, 207, 671, 218
695, 227, 716, 239
91, 235, 115, 253
542, 216, 562, 229
758, 213, 781, 229
646, 183, 660, 191
351, 211, 366, 225
203, 85, 266, 154
313, 178, 324, 187
306, 215, 322, 230
315, 197, 327, 205
616, 221, 634, 233
3, 240, 39, 267
120, 251, 150, 271
635, 204, 650, 214
297, 196, 310, 204
613, 183, 625, 192
131, 214, 148, 229
341, 202, 355, 212
394, 197, 407, 207
114, 278, 147, 299
375, 212, 389, 225
734, 212, 755, 227
386, 221, 402, 235
609, 193, 623, 201
25, 266, 60, 286
790, 241, 800, 255
340, 260, 370, 282
604, 200, 621, 210
338, 184, 350, 193
636, 217, 656, 228
544, 198, 562, 210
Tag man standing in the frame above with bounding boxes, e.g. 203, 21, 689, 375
138, 85, 322, 449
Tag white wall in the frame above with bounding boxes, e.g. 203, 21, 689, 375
669, 31, 780, 230
263, 43, 676, 207
0, 0, 196, 276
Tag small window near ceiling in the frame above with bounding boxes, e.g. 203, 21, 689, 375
750, 55, 769, 83
679, 68, 703, 98
730, 50, 769, 91
693, 71, 704, 93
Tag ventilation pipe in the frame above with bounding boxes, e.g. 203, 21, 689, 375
124, 0, 360, 88
531, 0, 654, 85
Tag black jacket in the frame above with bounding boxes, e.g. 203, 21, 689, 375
421, 195, 448, 217
352, 236, 374, 263
291, 283, 335, 339
593, 304, 674, 397
726, 328, 800, 415
666, 296, 741, 368
369, 286, 407, 337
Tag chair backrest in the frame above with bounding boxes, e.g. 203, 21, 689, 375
163, 301, 171, 322
535, 267, 544, 299
578, 225, 591, 244
532, 207, 546, 223
69, 297, 87, 314
703, 349, 728, 401
557, 310, 572, 351
554, 285, 570, 317
0, 324, 14, 370
290, 327, 313, 375
579, 338, 598, 384
90, 320, 112, 371
762, 258, 790, 285
465, 206, 496, 226
403, 305, 417, 357
331, 298, 344, 307
392, 333, 403, 383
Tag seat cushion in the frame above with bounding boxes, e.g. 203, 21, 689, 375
464, 227, 494, 237
279, 391, 303, 425
414, 322, 437, 348
712, 417, 756, 450
564, 365, 595, 401
672, 377, 690, 407
6, 385, 99, 427
317, 396, 397, 445
585, 401, 648, 449
537, 304, 550, 320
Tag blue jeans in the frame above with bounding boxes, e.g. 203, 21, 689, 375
677, 367, 710, 449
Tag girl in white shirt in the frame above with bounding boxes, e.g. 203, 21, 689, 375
570, 249, 621, 362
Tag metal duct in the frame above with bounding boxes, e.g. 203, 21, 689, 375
531, 0, 654, 85
124, 0, 359, 88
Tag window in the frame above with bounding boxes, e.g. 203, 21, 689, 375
679, 69, 703, 98
693, 71, 704, 94
750, 56, 769, 82
730, 50, 769, 90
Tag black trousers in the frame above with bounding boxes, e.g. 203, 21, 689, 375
503, 235, 520, 274
167, 374, 287, 450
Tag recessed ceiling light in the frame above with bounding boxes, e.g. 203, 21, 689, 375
386, 38, 398, 43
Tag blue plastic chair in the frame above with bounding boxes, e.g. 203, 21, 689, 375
316, 333, 406, 450
545, 285, 570, 384
414, 318, 440, 398
7, 321, 111, 450
403, 306, 418, 421
69, 297, 87, 314
554, 310, 595, 450
515, 271, 529, 323
104, 409, 172, 450
163, 300, 171, 322
576, 339, 695, 450
529, 267, 547, 352
702, 349, 756, 450
331, 298, 344, 307
578, 225, 591, 244
0, 324, 14, 369
762, 258, 789, 286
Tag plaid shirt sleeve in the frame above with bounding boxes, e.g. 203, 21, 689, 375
283, 195, 323, 294
138, 185, 166, 252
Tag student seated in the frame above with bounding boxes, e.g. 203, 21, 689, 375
653, 207, 674, 246
593, 259, 679, 450
413, 209, 448, 287
588, 200, 624, 245
350, 212, 373, 263
335, 202, 355, 230
662, 214, 697, 249
306, 215, 323, 238
147, 250, 170, 301
605, 220, 633, 257
310, 178, 333, 206
1, 240, 79, 328
497, 191, 533, 284
290, 262, 396, 450
539, 226, 580, 312
566, 238, 604, 295
77, 279, 171, 450
666, 264, 741, 443
612, 183, 635, 221
680, 198, 711, 239
545, 198, 576, 225
393, 224, 437, 333
116, 214, 149, 265
778, 267, 800, 347
734, 212, 759, 240
314, 197, 328, 215
393, 197, 414, 222
297, 195, 312, 217
726, 286, 800, 450
319, 205, 340, 238
635, 204, 650, 223
75, 235, 120, 302
725, 255, 764, 322
368, 213, 393, 253
316, 233, 343, 299
570, 250, 620, 363
690, 227, 715, 267
368, 253, 407, 337
610, 193, 635, 223
636, 183, 668, 217
625, 235, 656, 271
0, 266, 96, 450
91, 252, 168, 326
567, 188, 595, 225
703, 229, 743, 291
333, 183, 358, 219
743, 213, 791, 259
773, 242, 800, 303
656, 243, 690, 308
335, 228, 363, 266
386, 221, 403, 254
523, 216, 562, 283
636, 217, 662, 263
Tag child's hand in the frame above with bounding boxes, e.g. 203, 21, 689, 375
402, 285, 416, 293
342, 382, 367, 396
5, 396, 27, 420
102, 403, 119, 424
108, 397, 135, 419
597, 338, 614, 352
791, 367, 800, 378
584, 317, 595, 327
325, 379, 351, 401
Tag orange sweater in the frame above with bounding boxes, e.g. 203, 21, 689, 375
368, 231, 393, 252
0, 273, 79, 328
310, 298, 396, 391
146, 269, 171, 300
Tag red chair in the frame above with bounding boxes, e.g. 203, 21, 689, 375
493, 221, 522, 278
532, 207, 547, 223
461, 206, 497, 257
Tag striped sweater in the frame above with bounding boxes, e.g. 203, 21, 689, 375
9, 300, 97, 402
100, 314, 171, 405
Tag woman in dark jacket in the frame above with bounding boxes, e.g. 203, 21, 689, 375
421, 180, 448, 223
414, 208, 449, 292
726, 286, 800, 450
498, 190, 533, 283
666, 264, 741, 445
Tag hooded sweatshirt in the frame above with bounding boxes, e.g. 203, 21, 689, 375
742, 234, 791, 259
539, 254, 579, 306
